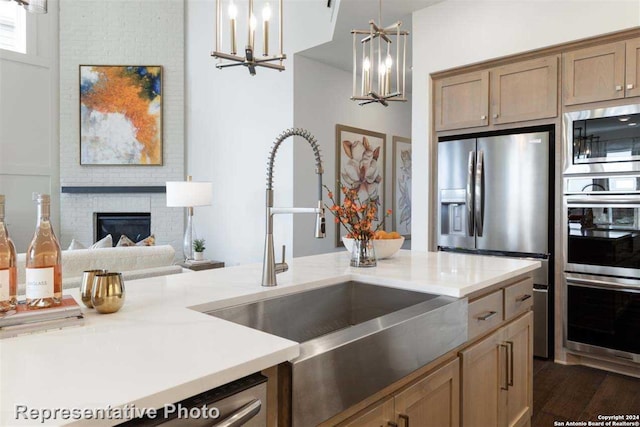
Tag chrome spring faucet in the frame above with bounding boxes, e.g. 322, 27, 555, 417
262, 128, 325, 287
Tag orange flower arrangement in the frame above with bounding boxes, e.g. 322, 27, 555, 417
324, 184, 391, 241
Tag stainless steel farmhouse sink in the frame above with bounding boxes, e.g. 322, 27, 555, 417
206, 281, 468, 426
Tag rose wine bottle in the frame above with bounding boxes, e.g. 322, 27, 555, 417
25, 193, 62, 309
0, 195, 17, 312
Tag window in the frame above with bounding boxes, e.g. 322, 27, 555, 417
0, 1, 26, 54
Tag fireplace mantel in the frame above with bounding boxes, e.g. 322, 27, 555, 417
61, 186, 166, 194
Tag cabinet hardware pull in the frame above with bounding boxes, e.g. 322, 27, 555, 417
500, 343, 509, 390
506, 340, 514, 386
477, 311, 497, 321
493, 113, 499, 119
616, 85, 623, 91
628, 84, 635, 90
516, 294, 532, 302
399, 414, 410, 427
480, 115, 487, 120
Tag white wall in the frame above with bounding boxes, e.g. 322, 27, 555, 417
185, 0, 337, 267
0, 1, 59, 253
411, 0, 640, 252
293, 55, 412, 257
58, 0, 185, 252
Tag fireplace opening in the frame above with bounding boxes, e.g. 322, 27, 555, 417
94, 212, 151, 246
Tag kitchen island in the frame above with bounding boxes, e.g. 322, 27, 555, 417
0, 250, 539, 426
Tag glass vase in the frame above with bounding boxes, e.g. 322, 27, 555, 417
350, 238, 377, 268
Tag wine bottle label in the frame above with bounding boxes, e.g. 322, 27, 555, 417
0, 269, 8, 300
26, 268, 54, 299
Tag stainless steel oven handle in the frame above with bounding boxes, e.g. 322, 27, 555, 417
565, 196, 640, 204
211, 399, 262, 427
566, 276, 640, 293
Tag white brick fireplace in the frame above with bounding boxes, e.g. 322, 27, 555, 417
58, 0, 185, 257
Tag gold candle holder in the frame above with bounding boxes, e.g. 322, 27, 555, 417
80, 269, 107, 308
91, 272, 125, 314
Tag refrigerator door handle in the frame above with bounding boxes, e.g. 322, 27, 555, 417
475, 150, 485, 237
466, 151, 475, 236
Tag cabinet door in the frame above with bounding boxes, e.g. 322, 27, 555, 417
434, 71, 489, 131
501, 312, 533, 427
563, 41, 625, 105
625, 38, 640, 98
490, 56, 558, 125
394, 358, 460, 427
460, 328, 505, 427
340, 398, 394, 427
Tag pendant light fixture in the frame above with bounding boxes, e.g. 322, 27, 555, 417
351, 0, 408, 106
211, 0, 286, 76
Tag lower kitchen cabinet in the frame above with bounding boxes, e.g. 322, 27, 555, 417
340, 398, 394, 427
341, 358, 460, 427
460, 311, 533, 427
394, 358, 460, 427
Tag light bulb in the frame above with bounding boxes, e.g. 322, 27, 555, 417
262, 2, 271, 21
363, 57, 371, 71
250, 13, 257, 30
379, 64, 386, 76
385, 54, 393, 69
228, 1, 237, 19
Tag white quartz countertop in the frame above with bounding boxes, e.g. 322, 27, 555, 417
0, 250, 539, 426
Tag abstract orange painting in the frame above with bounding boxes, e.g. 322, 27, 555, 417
80, 66, 162, 165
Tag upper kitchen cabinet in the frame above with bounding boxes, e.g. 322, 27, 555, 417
563, 41, 626, 105
625, 38, 640, 98
434, 71, 489, 131
434, 56, 558, 132
490, 56, 558, 125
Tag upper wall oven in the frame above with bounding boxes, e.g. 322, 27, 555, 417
565, 176, 640, 278
564, 104, 640, 175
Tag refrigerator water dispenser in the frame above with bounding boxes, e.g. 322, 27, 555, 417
440, 189, 468, 236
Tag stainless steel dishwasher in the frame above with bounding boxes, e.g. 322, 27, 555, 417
118, 373, 267, 426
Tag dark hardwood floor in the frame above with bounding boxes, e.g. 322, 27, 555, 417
533, 359, 640, 426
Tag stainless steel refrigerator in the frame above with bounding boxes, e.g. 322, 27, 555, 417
437, 130, 552, 358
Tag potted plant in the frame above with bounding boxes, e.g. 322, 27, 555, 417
192, 238, 206, 261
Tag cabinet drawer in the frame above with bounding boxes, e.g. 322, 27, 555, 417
504, 277, 534, 320
468, 290, 503, 340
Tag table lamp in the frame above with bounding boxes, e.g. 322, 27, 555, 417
166, 176, 213, 260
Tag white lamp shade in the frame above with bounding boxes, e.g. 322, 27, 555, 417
166, 181, 213, 207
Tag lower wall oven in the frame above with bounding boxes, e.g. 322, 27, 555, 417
565, 273, 640, 363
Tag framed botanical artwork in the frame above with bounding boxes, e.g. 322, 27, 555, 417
334, 124, 386, 247
392, 136, 411, 239
79, 65, 163, 165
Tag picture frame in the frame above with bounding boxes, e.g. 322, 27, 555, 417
334, 124, 386, 247
392, 135, 411, 239
79, 65, 163, 166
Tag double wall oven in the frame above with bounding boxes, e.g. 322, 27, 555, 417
563, 105, 640, 363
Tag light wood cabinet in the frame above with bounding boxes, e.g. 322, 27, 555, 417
502, 312, 533, 427
340, 398, 394, 427
341, 359, 460, 427
434, 56, 558, 132
434, 71, 489, 131
490, 56, 558, 125
625, 38, 640, 98
460, 312, 533, 427
562, 38, 640, 105
394, 358, 460, 427
563, 41, 625, 105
